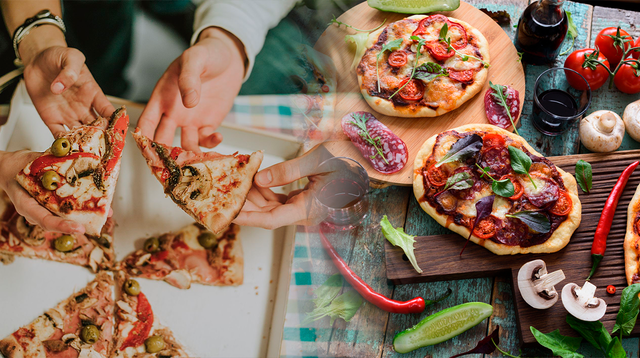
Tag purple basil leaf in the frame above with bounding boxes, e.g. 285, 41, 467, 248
450, 326, 500, 357
460, 195, 495, 256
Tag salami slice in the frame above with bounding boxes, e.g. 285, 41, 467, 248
478, 146, 511, 178
342, 111, 408, 174
484, 84, 520, 130
494, 217, 528, 246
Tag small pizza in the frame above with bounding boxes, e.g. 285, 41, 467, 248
624, 183, 640, 285
357, 14, 490, 117
16, 107, 129, 236
0, 193, 115, 271
0, 272, 115, 358
111, 272, 191, 358
413, 124, 581, 255
133, 128, 262, 234
118, 223, 243, 289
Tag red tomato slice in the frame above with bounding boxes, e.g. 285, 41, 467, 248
426, 165, 447, 187
564, 48, 610, 91
635, 217, 640, 235
388, 51, 408, 67
500, 174, 524, 200
447, 22, 468, 49
549, 190, 572, 216
448, 70, 474, 82
614, 61, 640, 94
30, 152, 100, 177
482, 133, 506, 148
120, 292, 154, 350
398, 78, 424, 101
412, 14, 449, 36
427, 42, 454, 61
473, 216, 497, 239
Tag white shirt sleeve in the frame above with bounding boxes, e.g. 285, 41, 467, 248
191, 0, 299, 81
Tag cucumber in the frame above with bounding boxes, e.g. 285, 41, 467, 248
367, 0, 460, 14
392, 302, 493, 353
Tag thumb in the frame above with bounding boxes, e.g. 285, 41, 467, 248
51, 48, 86, 94
255, 151, 324, 188
178, 47, 207, 108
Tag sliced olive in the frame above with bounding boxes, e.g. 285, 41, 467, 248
145, 335, 165, 353
80, 324, 100, 344
54, 235, 75, 252
123, 279, 140, 296
41, 171, 61, 190
51, 138, 71, 157
198, 232, 218, 249
144, 237, 160, 253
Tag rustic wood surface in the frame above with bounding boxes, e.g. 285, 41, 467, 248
314, 1, 526, 186
295, 0, 640, 357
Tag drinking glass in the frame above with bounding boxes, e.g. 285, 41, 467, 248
531, 67, 592, 136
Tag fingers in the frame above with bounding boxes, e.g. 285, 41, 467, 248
254, 152, 320, 188
178, 47, 207, 108
181, 126, 201, 153
46, 123, 69, 137
9, 187, 84, 234
137, 94, 164, 138
51, 49, 86, 94
198, 127, 223, 148
92, 89, 116, 118
154, 117, 177, 146
234, 203, 308, 230
255, 185, 288, 203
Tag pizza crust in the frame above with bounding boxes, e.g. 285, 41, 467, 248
624, 183, 640, 285
357, 15, 490, 118
413, 124, 581, 255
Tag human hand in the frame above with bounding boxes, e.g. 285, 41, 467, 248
0, 150, 84, 234
138, 27, 247, 152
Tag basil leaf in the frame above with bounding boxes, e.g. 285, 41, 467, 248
381, 215, 422, 273
443, 171, 473, 191
436, 134, 483, 167
607, 337, 626, 358
507, 146, 532, 175
439, 22, 448, 40
492, 178, 515, 198
575, 159, 593, 194
566, 315, 611, 356
451, 326, 500, 357
414, 62, 449, 82
312, 274, 343, 309
530, 327, 584, 358
506, 210, 550, 233
612, 283, 640, 336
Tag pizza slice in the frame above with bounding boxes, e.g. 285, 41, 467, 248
119, 223, 242, 289
133, 128, 262, 234
0, 272, 115, 358
111, 272, 191, 357
0, 190, 115, 271
16, 107, 129, 236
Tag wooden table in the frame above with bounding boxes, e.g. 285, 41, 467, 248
290, 1, 640, 357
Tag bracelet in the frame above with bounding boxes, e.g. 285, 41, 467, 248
12, 9, 66, 67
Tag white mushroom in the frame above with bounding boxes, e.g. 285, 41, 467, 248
517, 259, 566, 309
579, 110, 625, 152
164, 269, 192, 289
623, 99, 640, 142
561, 281, 607, 321
88, 247, 104, 273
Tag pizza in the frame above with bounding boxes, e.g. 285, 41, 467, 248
16, 107, 129, 236
0, 190, 115, 271
624, 183, 640, 285
0, 272, 115, 358
357, 14, 490, 117
413, 124, 581, 254
133, 128, 262, 234
111, 272, 190, 358
118, 223, 243, 289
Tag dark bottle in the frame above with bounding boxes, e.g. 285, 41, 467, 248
515, 0, 568, 64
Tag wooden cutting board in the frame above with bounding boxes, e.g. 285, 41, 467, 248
314, 1, 525, 186
384, 150, 640, 345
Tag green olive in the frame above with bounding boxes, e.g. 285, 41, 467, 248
54, 235, 75, 252
198, 232, 218, 249
51, 138, 71, 157
144, 237, 160, 253
80, 324, 100, 344
144, 335, 165, 353
41, 170, 61, 191
123, 279, 140, 296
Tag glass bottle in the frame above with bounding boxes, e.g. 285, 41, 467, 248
515, 0, 568, 64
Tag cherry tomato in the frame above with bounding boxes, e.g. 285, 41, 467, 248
482, 133, 506, 148
321, 84, 330, 93
388, 51, 408, 67
614, 61, 640, 94
398, 78, 424, 101
447, 22, 468, 49
564, 48, 610, 91
606, 285, 616, 295
500, 175, 524, 200
595, 27, 633, 67
412, 14, 449, 37
427, 42, 454, 61
549, 190, 572, 216
448, 70, 474, 82
426, 165, 447, 187
632, 37, 640, 60
473, 216, 497, 239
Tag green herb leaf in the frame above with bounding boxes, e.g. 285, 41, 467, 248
575, 159, 593, 194
517, 51, 523, 62
377, 38, 404, 92
443, 171, 474, 192
559, 11, 578, 56
607, 337, 626, 358
312, 274, 343, 309
349, 112, 389, 164
439, 22, 449, 40
492, 178, 515, 198
489, 81, 519, 135
389, 37, 428, 99
436, 134, 483, 167
303, 290, 364, 325
613, 283, 640, 336
566, 315, 612, 356
508, 146, 536, 189
506, 210, 550, 233
530, 327, 583, 358
345, 33, 370, 70
414, 62, 449, 82
381, 215, 422, 273
330, 15, 386, 33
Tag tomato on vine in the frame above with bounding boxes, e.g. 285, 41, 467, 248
594, 27, 633, 67
564, 48, 610, 90
613, 60, 640, 94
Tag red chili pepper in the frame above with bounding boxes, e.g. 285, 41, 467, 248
319, 230, 425, 313
587, 160, 639, 280
607, 285, 616, 295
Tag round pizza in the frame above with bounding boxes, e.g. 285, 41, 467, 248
413, 124, 581, 255
624, 183, 640, 285
357, 14, 490, 118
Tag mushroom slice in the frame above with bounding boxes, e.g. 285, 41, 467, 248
561, 281, 607, 321
163, 269, 192, 289
88, 247, 104, 273
579, 110, 625, 152
517, 259, 566, 309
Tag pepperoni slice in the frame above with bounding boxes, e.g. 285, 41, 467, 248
482, 133, 506, 148
500, 174, 524, 200
388, 51, 408, 67
427, 42, 454, 61
635, 217, 640, 235
341, 111, 408, 174
412, 14, 449, 36
426, 165, 447, 187
398, 79, 424, 101
549, 190, 572, 216
484, 84, 521, 130
473, 216, 497, 239
449, 70, 474, 83
494, 217, 528, 246
524, 175, 559, 208
447, 22, 468, 49
479, 146, 511, 178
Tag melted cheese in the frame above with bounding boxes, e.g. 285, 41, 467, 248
491, 196, 512, 219
56, 176, 102, 202
457, 186, 492, 217
522, 175, 547, 197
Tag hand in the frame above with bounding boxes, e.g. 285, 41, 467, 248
138, 27, 247, 152
0, 151, 84, 234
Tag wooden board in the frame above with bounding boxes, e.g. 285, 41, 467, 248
384, 149, 640, 345
314, 1, 525, 186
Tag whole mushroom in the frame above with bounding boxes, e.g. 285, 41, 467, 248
579, 110, 625, 152
623, 99, 640, 142
561, 281, 607, 321
517, 260, 566, 309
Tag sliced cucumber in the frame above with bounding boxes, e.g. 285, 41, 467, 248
392, 302, 493, 353
367, 0, 460, 14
